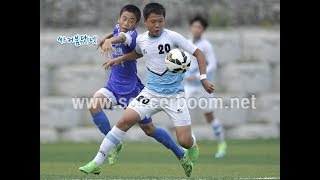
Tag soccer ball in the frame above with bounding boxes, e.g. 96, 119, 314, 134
165, 48, 191, 73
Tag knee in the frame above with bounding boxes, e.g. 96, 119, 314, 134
89, 94, 103, 114
205, 112, 214, 123
116, 116, 136, 132
89, 101, 101, 114
116, 109, 141, 132
206, 118, 213, 124
142, 125, 155, 136
116, 118, 130, 131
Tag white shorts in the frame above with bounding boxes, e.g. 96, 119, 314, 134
96, 88, 117, 108
127, 88, 191, 127
184, 85, 214, 113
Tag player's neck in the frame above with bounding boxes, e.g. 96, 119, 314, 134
148, 30, 163, 38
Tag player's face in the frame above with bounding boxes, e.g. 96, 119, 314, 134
118, 11, 138, 32
190, 21, 204, 39
144, 13, 165, 37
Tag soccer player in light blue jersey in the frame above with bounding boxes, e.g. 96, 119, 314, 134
79, 4, 185, 172
185, 15, 227, 158
80, 3, 215, 177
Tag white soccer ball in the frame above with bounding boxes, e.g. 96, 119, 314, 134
165, 48, 191, 73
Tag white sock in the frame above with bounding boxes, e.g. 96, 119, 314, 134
93, 126, 126, 166
211, 119, 225, 144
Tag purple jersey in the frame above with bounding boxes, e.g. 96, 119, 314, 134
105, 24, 140, 95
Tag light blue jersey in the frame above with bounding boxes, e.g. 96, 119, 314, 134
146, 69, 184, 94
135, 29, 198, 94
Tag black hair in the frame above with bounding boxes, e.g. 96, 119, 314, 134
190, 15, 209, 30
143, 3, 166, 20
120, 4, 141, 22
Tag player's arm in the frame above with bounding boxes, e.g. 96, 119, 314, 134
192, 49, 207, 75
97, 32, 114, 50
100, 33, 130, 56
172, 31, 215, 93
193, 49, 215, 93
102, 49, 143, 70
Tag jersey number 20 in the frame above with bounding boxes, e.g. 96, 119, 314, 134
158, 44, 171, 54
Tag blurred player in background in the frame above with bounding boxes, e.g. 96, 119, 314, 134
184, 15, 227, 158
80, 3, 215, 177
79, 4, 184, 172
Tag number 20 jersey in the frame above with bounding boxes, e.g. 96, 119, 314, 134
135, 29, 197, 95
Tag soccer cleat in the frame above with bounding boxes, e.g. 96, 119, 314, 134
188, 143, 200, 162
79, 160, 102, 175
179, 148, 193, 177
108, 143, 123, 165
215, 141, 227, 158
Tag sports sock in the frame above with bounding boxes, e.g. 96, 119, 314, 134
92, 110, 111, 135
152, 126, 185, 159
211, 119, 225, 144
93, 126, 125, 165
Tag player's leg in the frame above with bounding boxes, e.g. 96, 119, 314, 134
79, 108, 141, 174
80, 89, 159, 174
205, 111, 227, 158
175, 125, 199, 160
139, 120, 185, 159
164, 92, 199, 162
159, 93, 196, 177
139, 120, 192, 177
175, 125, 195, 148
174, 125, 195, 177
205, 111, 225, 143
94, 97, 156, 165
108, 87, 147, 165
200, 86, 227, 158
89, 88, 116, 135
109, 88, 184, 165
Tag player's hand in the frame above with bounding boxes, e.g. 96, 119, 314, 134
97, 39, 105, 50
186, 76, 197, 82
201, 79, 215, 94
101, 39, 115, 56
102, 57, 122, 70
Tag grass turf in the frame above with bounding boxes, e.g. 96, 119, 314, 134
40, 139, 280, 179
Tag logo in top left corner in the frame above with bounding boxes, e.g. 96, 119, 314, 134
57, 34, 98, 47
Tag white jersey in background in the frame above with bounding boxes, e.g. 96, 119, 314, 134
135, 29, 197, 95
185, 38, 217, 87
184, 37, 217, 112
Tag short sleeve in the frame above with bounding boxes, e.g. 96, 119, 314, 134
135, 35, 142, 54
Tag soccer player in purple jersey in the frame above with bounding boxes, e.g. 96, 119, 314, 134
79, 4, 185, 172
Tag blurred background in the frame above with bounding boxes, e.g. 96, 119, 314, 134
40, 0, 280, 143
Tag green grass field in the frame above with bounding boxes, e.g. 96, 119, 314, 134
40, 139, 280, 179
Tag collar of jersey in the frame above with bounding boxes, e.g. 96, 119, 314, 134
148, 30, 163, 39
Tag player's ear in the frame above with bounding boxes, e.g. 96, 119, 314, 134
118, 18, 120, 24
